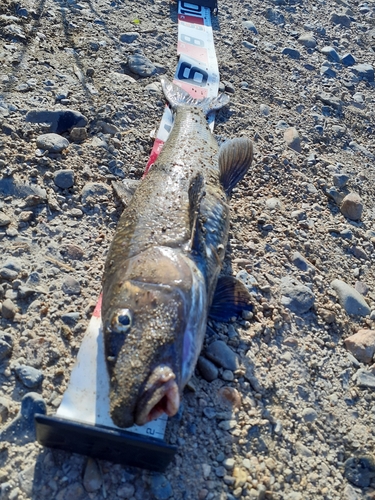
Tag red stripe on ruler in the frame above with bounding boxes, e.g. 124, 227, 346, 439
174, 80, 208, 98
178, 14, 204, 25
144, 137, 165, 176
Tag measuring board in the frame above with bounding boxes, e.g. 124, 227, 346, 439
35, 0, 220, 472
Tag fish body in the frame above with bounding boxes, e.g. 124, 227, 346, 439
101, 79, 253, 428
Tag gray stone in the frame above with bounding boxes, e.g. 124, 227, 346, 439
117, 483, 135, 499
242, 41, 256, 50
205, 341, 239, 371
325, 186, 344, 205
81, 182, 111, 206
330, 12, 351, 27
197, 356, 219, 382
150, 474, 173, 500
0, 396, 10, 423
351, 64, 374, 82
281, 47, 300, 59
26, 109, 87, 134
343, 484, 361, 500
62, 276, 81, 295
54, 169, 74, 189
0, 267, 18, 280
298, 33, 316, 48
340, 229, 353, 239
316, 92, 342, 109
264, 8, 285, 25
331, 279, 370, 317
280, 277, 315, 314
340, 193, 363, 221
1, 298, 17, 319
15, 365, 43, 388
265, 197, 283, 210
356, 370, 375, 389
119, 32, 139, 43
302, 408, 318, 422
128, 53, 157, 77
83, 458, 102, 493
344, 456, 375, 487
242, 20, 258, 33
341, 53, 356, 66
0, 214, 11, 226
0, 332, 13, 361
349, 141, 374, 160
320, 65, 336, 78
69, 127, 87, 142
259, 104, 270, 116
321, 46, 340, 62
284, 127, 301, 152
291, 251, 313, 272
333, 173, 350, 188
36, 133, 69, 153
61, 312, 80, 325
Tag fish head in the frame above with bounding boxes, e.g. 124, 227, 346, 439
102, 247, 207, 428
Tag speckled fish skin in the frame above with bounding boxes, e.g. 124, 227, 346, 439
101, 79, 253, 428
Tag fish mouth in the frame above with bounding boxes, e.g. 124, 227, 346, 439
134, 365, 180, 426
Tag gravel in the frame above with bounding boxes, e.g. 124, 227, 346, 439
1, 0, 375, 499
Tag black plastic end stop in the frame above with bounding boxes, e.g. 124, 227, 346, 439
35, 414, 177, 472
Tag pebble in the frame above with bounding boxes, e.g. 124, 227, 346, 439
0, 214, 11, 227
352, 247, 368, 261
281, 47, 300, 60
291, 251, 313, 272
61, 244, 84, 260
351, 63, 374, 82
265, 197, 283, 210
321, 46, 340, 62
333, 173, 350, 188
69, 127, 87, 142
197, 356, 219, 382
26, 109, 87, 134
150, 474, 172, 500
242, 41, 256, 51
345, 330, 375, 364
117, 483, 135, 498
331, 279, 371, 317
0, 396, 10, 423
341, 53, 356, 66
218, 387, 241, 409
265, 8, 285, 25
340, 193, 363, 221
83, 458, 102, 493
0, 392, 46, 444
119, 32, 139, 43
330, 12, 352, 27
36, 133, 69, 153
259, 104, 270, 116
223, 458, 235, 471
15, 365, 43, 388
356, 370, 375, 389
242, 20, 257, 33
301, 407, 318, 423
280, 277, 315, 314
0, 333, 12, 361
1, 298, 17, 319
0, 268, 18, 281
81, 182, 111, 206
284, 127, 301, 152
297, 33, 316, 48
61, 276, 81, 295
205, 341, 239, 371
128, 53, 157, 77
344, 455, 375, 487
54, 170, 74, 189
343, 484, 361, 500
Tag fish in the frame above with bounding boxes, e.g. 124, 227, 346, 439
101, 78, 254, 428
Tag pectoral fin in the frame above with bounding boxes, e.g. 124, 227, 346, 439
112, 179, 140, 207
219, 137, 253, 196
209, 276, 253, 321
188, 173, 206, 254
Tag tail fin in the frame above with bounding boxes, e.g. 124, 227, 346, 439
161, 78, 229, 116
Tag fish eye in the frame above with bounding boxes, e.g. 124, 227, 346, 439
111, 309, 132, 333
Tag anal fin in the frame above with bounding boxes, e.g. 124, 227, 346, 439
209, 276, 253, 322
219, 137, 253, 196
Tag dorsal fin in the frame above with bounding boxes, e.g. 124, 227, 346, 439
219, 137, 254, 196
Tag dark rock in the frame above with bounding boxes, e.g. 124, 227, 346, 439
62, 276, 81, 295
150, 474, 173, 500
331, 279, 370, 316
341, 53, 356, 66
119, 32, 139, 43
321, 46, 340, 62
26, 109, 88, 134
281, 47, 300, 59
205, 341, 239, 371
330, 12, 352, 27
280, 277, 315, 314
1, 298, 18, 319
344, 455, 375, 487
36, 133, 69, 153
351, 64, 374, 82
54, 169, 74, 189
197, 356, 219, 382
